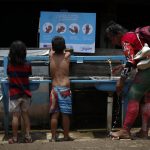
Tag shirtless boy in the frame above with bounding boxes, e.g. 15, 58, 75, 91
49, 36, 73, 142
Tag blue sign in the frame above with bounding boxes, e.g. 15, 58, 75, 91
39, 11, 96, 53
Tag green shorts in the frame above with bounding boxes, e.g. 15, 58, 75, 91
128, 68, 150, 101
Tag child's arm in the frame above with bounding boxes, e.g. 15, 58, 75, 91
64, 48, 73, 59
49, 49, 55, 57
49, 49, 55, 63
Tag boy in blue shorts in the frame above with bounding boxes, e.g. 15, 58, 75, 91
49, 36, 73, 142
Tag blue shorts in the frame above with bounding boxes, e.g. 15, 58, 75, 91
49, 86, 72, 114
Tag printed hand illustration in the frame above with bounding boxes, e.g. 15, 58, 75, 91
57, 26, 65, 33
85, 24, 90, 34
69, 26, 78, 34
45, 25, 52, 33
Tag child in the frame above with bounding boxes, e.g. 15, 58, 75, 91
7, 40, 32, 143
49, 36, 73, 142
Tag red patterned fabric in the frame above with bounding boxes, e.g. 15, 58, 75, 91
7, 62, 32, 100
123, 100, 139, 131
121, 32, 145, 65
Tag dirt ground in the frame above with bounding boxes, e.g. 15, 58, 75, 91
0, 128, 150, 150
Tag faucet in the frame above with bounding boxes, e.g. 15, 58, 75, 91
107, 59, 113, 79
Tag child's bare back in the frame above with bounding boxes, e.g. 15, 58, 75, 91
50, 51, 70, 87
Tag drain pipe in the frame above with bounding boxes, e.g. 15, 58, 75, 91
107, 92, 113, 132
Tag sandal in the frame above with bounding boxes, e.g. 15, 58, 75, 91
8, 137, 18, 144
49, 137, 61, 142
24, 135, 32, 143
49, 133, 60, 142
63, 136, 74, 141
133, 129, 148, 139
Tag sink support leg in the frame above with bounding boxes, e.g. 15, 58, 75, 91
107, 93, 113, 131
121, 99, 124, 127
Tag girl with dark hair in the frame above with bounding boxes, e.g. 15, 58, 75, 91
7, 40, 32, 143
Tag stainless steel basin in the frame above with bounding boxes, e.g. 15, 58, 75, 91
29, 76, 121, 92
92, 76, 131, 92
90, 76, 120, 92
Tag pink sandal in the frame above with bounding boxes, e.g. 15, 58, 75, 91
8, 137, 18, 144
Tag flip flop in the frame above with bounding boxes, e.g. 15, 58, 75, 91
24, 135, 32, 143
63, 136, 74, 141
8, 137, 18, 144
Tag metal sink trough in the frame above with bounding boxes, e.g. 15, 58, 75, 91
0, 75, 121, 92
29, 76, 130, 94
28, 76, 120, 92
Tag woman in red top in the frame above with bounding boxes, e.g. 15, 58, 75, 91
106, 21, 150, 139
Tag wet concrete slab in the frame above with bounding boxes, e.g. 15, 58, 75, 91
0, 128, 150, 150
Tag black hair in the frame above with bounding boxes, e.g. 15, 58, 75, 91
8, 40, 27, 65
51, 36, 66, 54
105, 20, 128, 36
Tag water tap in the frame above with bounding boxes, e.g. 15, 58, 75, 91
107, 59, 113, 78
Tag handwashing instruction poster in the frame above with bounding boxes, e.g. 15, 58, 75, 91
39, 11, 96, 53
